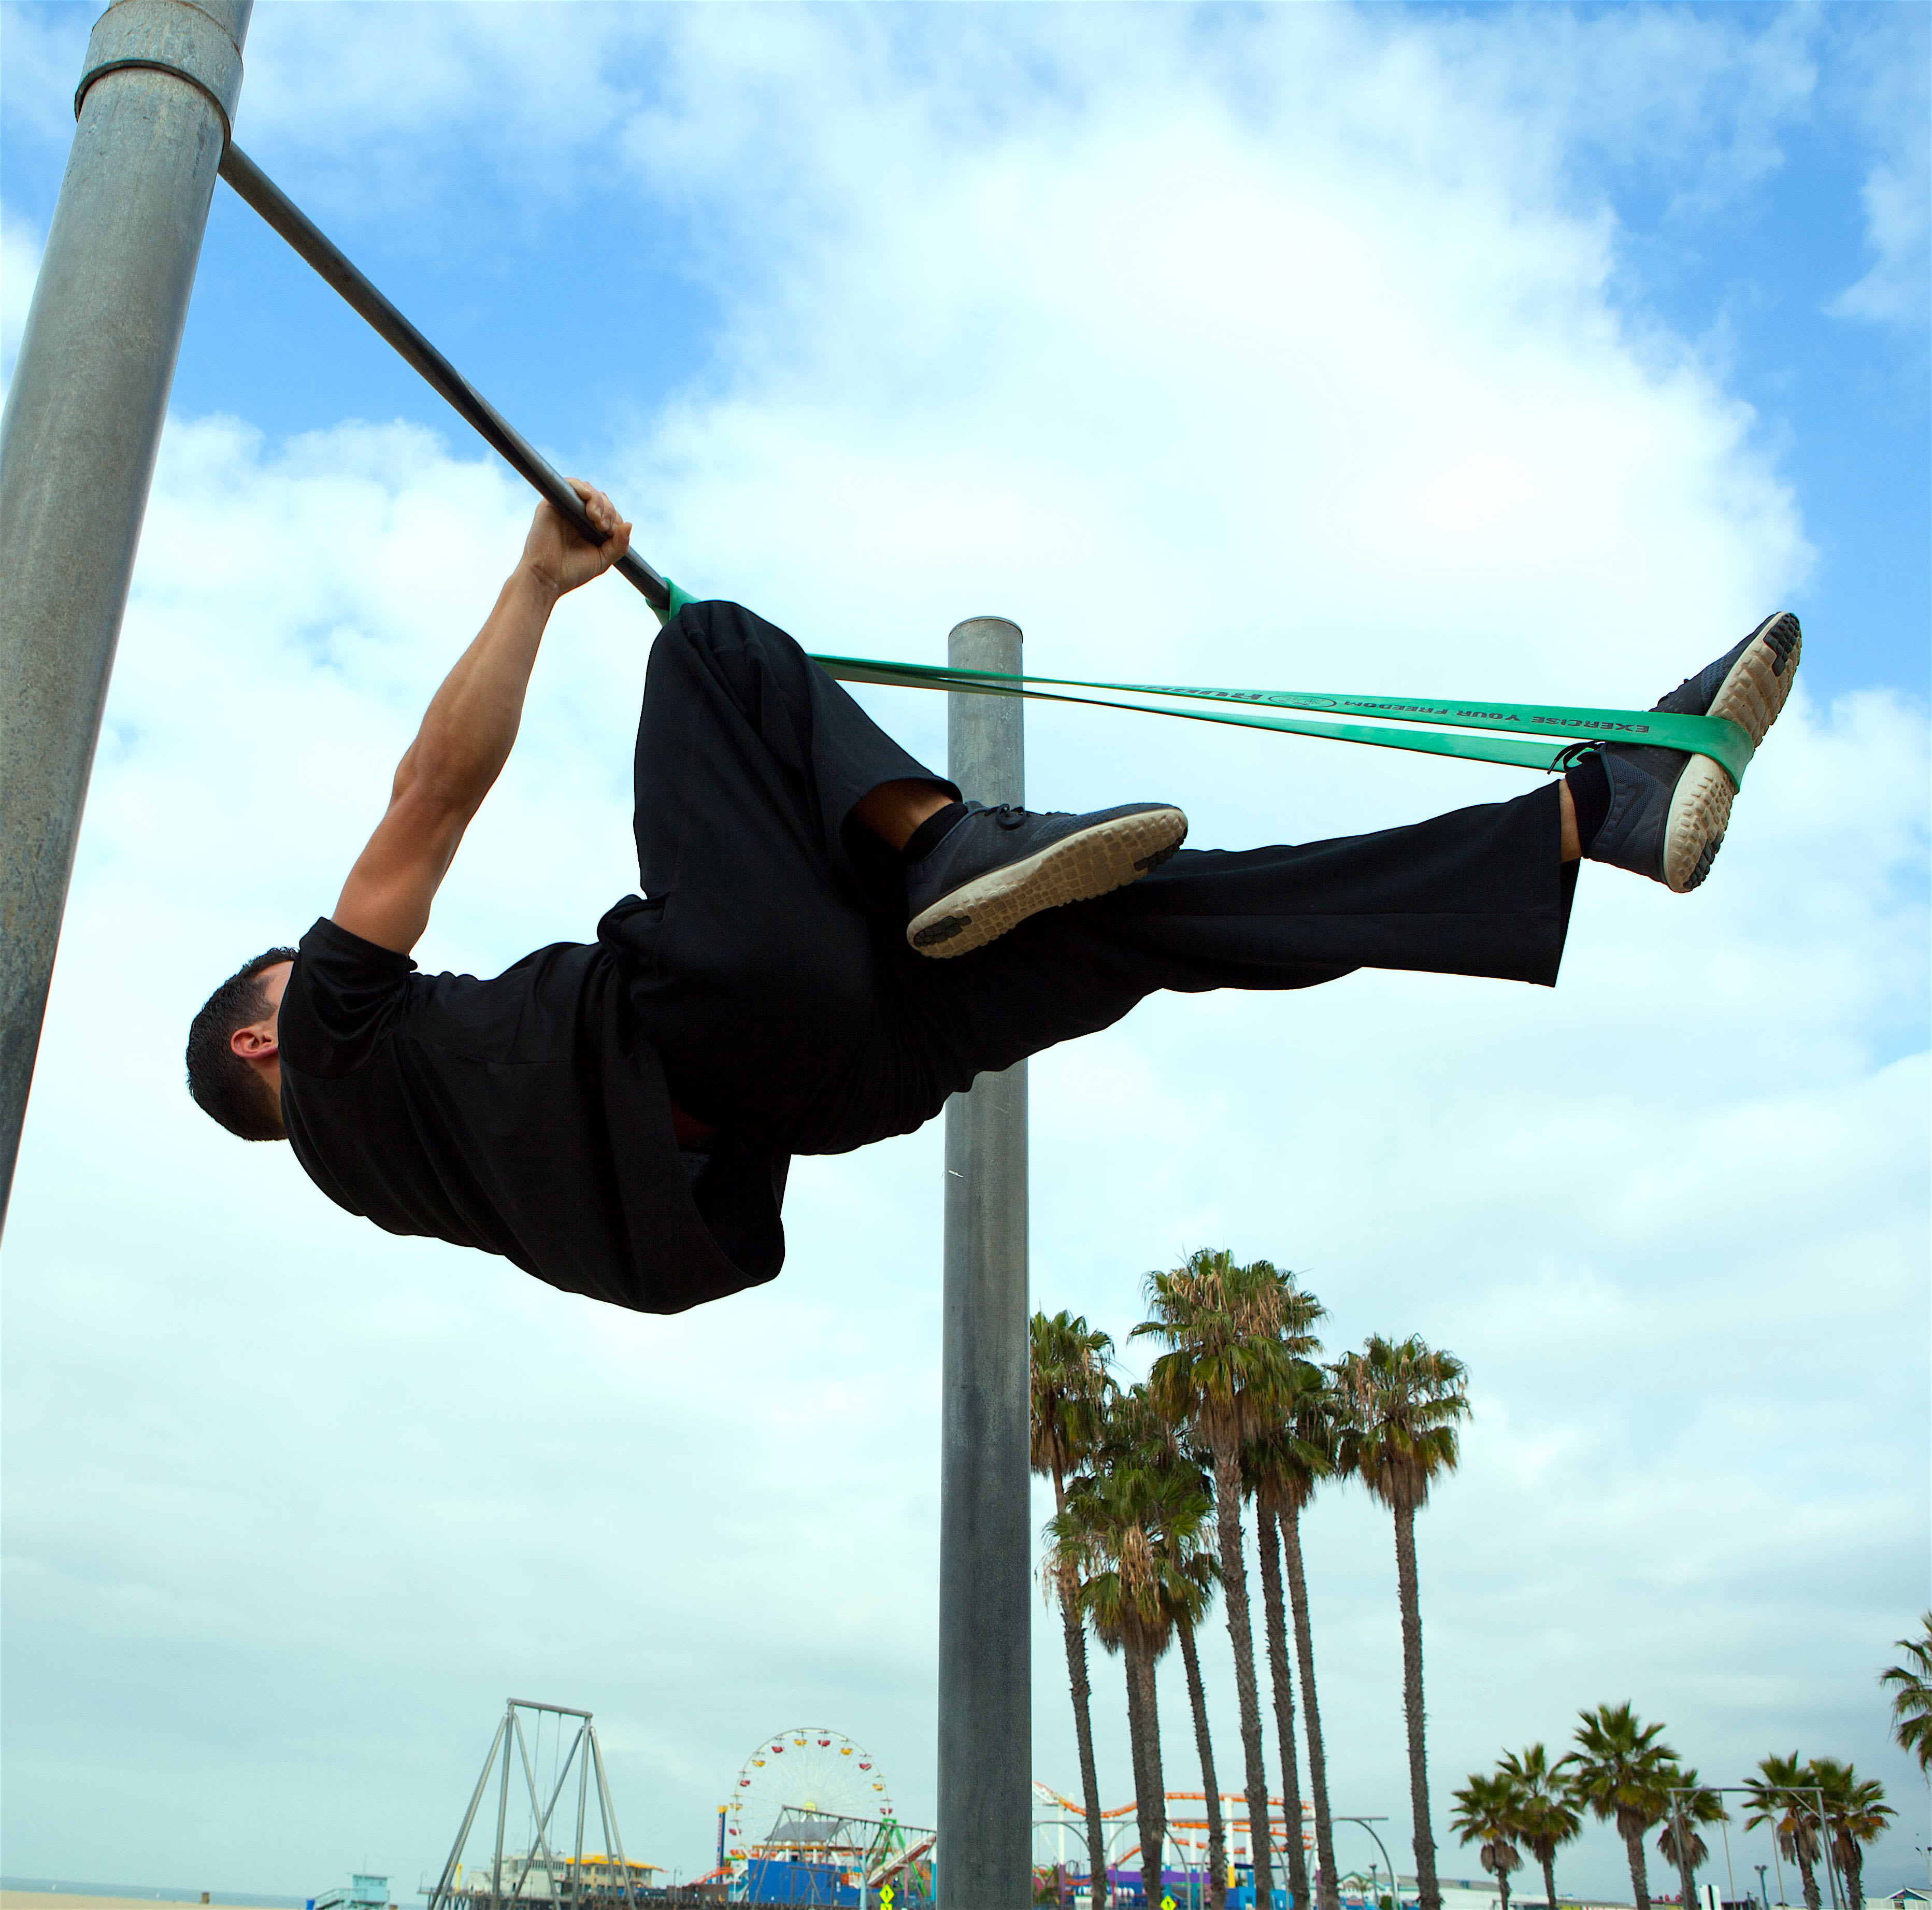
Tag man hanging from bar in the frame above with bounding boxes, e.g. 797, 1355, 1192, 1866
185, 483, 1801, 1314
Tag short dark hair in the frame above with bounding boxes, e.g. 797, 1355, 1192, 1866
186, 947, 299, 1142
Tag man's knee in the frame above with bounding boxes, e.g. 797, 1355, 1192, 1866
647, 601, 819, 737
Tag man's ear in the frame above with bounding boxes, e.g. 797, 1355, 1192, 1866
231, 1022, 278, 1061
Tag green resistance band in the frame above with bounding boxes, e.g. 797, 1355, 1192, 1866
809, 655, 1756, 789
655, 586, 1753, 789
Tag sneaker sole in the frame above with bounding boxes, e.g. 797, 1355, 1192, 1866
1664, 612, 1801, 893
908, 807, 1188, 957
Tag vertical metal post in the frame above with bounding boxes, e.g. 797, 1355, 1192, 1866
938, 616, 1029, 1910
0, 0, 251, 1228
428, 1715, 510, 1910
492, 1708, 514, 1902
573, 1729, 591, 1910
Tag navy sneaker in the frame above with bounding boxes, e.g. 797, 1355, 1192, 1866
906, 801, 1188, 957
1587, 611, 1801, 892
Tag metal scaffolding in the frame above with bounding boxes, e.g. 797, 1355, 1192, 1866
426, 1700, 644, 1910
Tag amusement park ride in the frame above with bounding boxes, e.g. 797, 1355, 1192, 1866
709, 1727, 936, 1908
709, 1736, 1321, 1906
1031, 1780, 1316, 1900
416, 1700, 1328, 1909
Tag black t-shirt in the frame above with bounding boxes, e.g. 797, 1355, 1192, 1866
278, 918, 788, 1314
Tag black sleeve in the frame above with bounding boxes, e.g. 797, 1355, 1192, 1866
279, 917, 416, 1078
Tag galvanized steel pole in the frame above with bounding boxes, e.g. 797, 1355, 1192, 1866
0, 0, 253, 1229
938, 616, 1030, 1910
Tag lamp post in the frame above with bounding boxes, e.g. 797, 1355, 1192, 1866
1333, 1822, 1397, 1908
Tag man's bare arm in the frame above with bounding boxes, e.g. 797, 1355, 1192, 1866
332, 481, 632, 955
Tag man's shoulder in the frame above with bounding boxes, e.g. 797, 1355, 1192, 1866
290, 925, 616, 1078
280, 917, 416, 1077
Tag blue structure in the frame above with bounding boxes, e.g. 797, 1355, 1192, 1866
309, 1878, 390, 1910
742, 1858, 853, 1906
1050, 1871, 1291, 1910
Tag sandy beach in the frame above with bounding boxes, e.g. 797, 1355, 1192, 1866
4, 1896, 299, 1910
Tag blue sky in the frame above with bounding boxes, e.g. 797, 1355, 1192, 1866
6, 2, 1925, 699
2, 2, 1927, 1902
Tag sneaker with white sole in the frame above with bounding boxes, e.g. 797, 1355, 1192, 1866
906, 801, 1188, 957
1587, 610, 1801, 892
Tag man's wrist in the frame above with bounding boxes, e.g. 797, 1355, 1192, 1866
511, 559, 565, 611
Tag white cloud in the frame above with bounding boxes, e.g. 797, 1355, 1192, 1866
1824, 4, 1930, 328
0, 1, 92, 154
2, 4, 1925, 1899
1830, 148, 1931, 327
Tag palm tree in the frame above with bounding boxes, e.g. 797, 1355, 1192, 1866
1139, 1249, 1301, 1910
1173, 1582, 1228, 1910
1451, 1771, 1525, 1910
1051, 1386, 1219, 1909
1742, 1756, 1824, 1910
1032, 1309, 1118, 1908
1656, 1768, 1726, 1910
1151, 1470, 1228, 1910
1565, 1703, 1678, 1910
1252, 1457, 1311, 1910
1246, 1282, 1340, 1910
1121, 1385, 1230, 1910
1809, 1758, 1892, 1910
1279, 1382, 1343, 1910
1048, 1451, 1169, 1898
1331, 1334, 1470, 1910
1881, 1616, 1932, 1775
1497, 1745, 1581, 1910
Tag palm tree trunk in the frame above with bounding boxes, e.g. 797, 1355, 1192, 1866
1124, 1639, 1159, 1908
1793, 1852, 1821, 1910
1281, 1507, 1339, 1910
1498, 1868, 1512, 1910
1257, 1503, 1311, 1910
1620, 1824, 1651, 1910
1539, 1851, 1559, 1910
1213, 1443, 1275, 1910
1391, 1499, 1440, 1910
1178, 1620, 1227, 1910
1675, 1840, 1699, 1910
1134, 1642, 1169, 1905
1061, 1579, 1109, 1909
1055, 1464, 1110, 1910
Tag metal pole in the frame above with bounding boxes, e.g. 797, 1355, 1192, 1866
430, 1716, 511, 1910
492, 1705, 515, 1905
572, 1726, 590, 1910
0, 0, 252, 1229
938, 616, 1029, 1910
1335, 1820, 1397, 1902
213, 145, 673, 618
590, 1726, 642, 1910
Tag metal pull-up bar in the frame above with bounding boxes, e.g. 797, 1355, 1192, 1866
214, 142, 676, 619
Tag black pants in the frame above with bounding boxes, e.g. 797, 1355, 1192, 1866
607, 602, 1575, 1156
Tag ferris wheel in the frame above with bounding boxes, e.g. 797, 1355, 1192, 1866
723, 1727, 894, 1873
